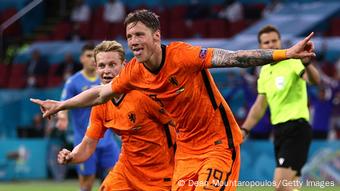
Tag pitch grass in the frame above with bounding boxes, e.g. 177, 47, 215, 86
0, 179, 99, 191
0, 180, 338, 191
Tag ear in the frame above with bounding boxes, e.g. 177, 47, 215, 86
79, 54, 84, 64
153, 30, 161, 41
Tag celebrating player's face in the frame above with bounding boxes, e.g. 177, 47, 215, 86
126, 22, 160, 63
95, 51, 124, 84
259, 31, 282, 50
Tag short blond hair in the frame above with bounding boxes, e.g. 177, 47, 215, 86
93, 40, 125, 64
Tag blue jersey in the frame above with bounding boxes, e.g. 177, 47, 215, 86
61, 71, 114, 147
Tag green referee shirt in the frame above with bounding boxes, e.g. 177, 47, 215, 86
257, 59, 309, 125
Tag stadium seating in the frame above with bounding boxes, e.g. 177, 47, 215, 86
0, 64, 11, 88
0, 8, 21, 36
51, 21, 72, 41
7, 64, 27, 89
47, 64, 63, 88
328, 18, 340, 36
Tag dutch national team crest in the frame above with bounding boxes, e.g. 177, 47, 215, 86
128, 112, 136, 123
168, 75, 179, 86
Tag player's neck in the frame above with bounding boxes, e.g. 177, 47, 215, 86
82, 69, 97, 80
143, 45, 163, 73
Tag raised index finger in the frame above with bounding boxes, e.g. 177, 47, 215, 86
302, 32, 314, 44
30, 98, 43, 105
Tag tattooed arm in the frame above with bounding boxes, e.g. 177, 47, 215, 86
211, 32, 316, 68
211, 49, 274, 68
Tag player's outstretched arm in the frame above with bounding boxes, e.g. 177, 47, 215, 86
57, 136, 98, 165
211, 32, 315, 68
30, 83, 118, 119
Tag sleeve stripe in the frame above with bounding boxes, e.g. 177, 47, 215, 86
299, 69, 305, 78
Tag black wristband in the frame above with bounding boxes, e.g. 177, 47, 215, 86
303, 62, 311, 67
240, 127, 250, 135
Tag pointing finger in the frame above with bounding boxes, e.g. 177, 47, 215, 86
30, 98, 43, 105
302, 32, 314, 45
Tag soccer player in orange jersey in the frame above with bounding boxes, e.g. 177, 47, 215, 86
57, 40, 176, 191
32, 10, 316, 191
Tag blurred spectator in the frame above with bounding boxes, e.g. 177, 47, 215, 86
45, 116, 68, 181
262, 0, 283, 18
17, 113, 46, 138
103, 0, 125, 23
32, 113, 46, 137
332, 86, 340, 139
70, 0, 90, 23
317, 42, 337, 79
26, 49, 49, 87
55, 53, 82, 81
186, 0, 213, 21
321, 60, 337, 79
4, 39, 28, 65
310, 85, 336, 139
336, 58, 340, 80
218, 0, 244, 22
65, 23, 86, 41
314, 70, 340, 140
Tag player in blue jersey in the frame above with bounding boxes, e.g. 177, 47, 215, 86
56, 43, 120, 191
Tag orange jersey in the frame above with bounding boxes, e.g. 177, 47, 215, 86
111, 42, 242, 156
86, 90, 175, 185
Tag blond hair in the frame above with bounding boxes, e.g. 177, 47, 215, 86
93, 40, 125, 64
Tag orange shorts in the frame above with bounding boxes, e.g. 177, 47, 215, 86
100, 160, 172, 191
172, 145, 240, 191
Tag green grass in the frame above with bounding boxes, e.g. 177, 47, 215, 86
0, 180, 338, 191
0, 180, 100, 191
237, 186, 339, 191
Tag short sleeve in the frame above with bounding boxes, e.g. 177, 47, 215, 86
257, 69, 265, 94
61, 79, 76, 101
291, 59, 305, 77
175, 42, 214, 71
85, 105, 107, 140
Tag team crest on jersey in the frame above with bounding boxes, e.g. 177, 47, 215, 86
128, 112, 136, 123
159, 108, 165, 114
199, 48, 207, 59
168, 75, 179, 86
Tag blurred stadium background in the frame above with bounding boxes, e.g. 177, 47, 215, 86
0, 0, 339, 190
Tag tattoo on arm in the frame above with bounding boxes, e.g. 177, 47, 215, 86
211, 48, 274, 68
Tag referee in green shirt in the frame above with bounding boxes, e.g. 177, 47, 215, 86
241, 25, 320, 191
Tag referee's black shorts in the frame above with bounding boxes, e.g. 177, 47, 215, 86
273, 118, 312, 176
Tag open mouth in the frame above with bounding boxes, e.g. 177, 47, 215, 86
132, 47, 143, 56
102, 76, 113, 82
